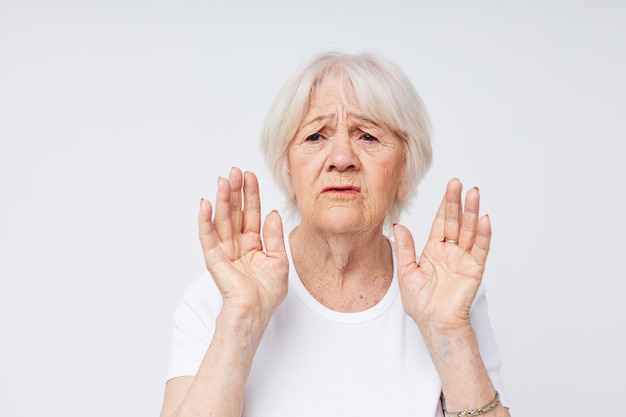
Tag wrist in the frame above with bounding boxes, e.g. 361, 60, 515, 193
423, 325, 481, 371
420, 322, 475, 349
421, 325, 497, 413
444, 391, 501, 417
216, 304, 273, 348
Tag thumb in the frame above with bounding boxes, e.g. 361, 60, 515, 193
393, 224, 418, 272
262, 210, 287, 260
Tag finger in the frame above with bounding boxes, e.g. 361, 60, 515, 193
443, 178, 463, 242
471, 214, 492, 265
198, 198, 220, 263
262, 210, 287, 260
427, 192, 447, 242
213, 175, 234, 242
242, 171, 261, 235
458, 186, 480, 250
228, 167, 244, 232
393, 223, 418, 270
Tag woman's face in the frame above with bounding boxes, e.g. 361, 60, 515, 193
287, 77, 408, 235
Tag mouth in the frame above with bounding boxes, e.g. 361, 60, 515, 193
322, 185, 361, 193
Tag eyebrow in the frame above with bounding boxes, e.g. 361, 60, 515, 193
300, 112, 381, 130
347, 113, 381, 128
300, 113, 336, 130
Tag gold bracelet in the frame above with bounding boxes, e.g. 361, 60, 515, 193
444, 391, 500, 417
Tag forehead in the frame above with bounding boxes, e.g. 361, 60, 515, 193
308, 81, 381, 132
308, 76, 359, 112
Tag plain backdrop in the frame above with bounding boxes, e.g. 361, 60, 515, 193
1, 1, 624, 415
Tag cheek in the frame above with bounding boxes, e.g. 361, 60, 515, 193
364, 161, 405, 214
286, 163, 312, 202
378, 162, 403, 198
287, 148, 324, 200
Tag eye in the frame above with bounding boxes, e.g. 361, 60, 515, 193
361, 133, 378, 142
306, 133, 322, 142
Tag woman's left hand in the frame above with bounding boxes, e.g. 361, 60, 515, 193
393, 178, 491, 334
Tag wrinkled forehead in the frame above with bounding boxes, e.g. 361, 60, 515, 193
307, 69, 386, 126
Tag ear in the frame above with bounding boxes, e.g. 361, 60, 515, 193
396, 158, 410, 200
285, 169, 296, 201
396, 177, 410, 200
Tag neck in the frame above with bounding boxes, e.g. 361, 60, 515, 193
288, 225, 393, 312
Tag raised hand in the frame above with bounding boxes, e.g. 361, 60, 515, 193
198, 167, 289, 318
393, 178, 491, 333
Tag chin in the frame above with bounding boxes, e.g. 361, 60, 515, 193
313, 210, 377, 235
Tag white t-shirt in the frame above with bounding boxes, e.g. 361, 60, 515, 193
166, 239, 509, 417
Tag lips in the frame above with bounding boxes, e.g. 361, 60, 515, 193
322, 185, 361, 192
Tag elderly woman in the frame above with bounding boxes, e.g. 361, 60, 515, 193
160, 52, 511, 417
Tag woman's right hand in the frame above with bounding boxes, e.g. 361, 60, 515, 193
198, 167, 289, 321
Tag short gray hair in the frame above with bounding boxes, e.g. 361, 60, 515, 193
260, 51, 432, 225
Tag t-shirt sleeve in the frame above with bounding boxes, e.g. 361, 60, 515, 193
470, 284, 510, 408
165, 271, 224, 381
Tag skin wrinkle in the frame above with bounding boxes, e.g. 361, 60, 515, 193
287, 77, 405, 258
289, 94, 406, 217
289, 106, 405, 236
291, 231, 393, 311
299, 111, 383, 133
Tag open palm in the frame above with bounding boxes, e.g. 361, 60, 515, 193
394, 179, 491, 333
198, 168, 289, 317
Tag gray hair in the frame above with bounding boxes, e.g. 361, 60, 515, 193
260, 51, 433, 225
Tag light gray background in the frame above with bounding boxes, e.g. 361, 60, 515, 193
1, 1, 624, 416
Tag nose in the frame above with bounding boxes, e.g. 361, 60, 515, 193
326, 132, 360, 172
